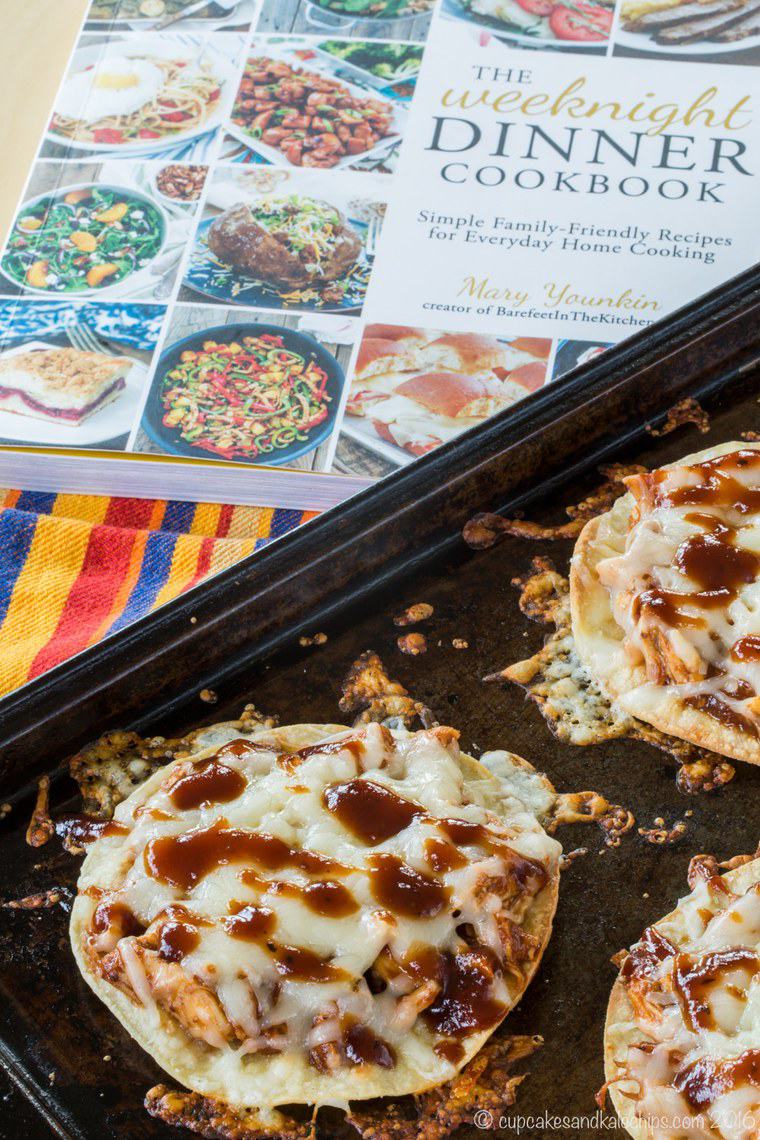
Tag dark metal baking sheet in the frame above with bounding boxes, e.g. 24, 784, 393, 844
1, 265, 760, 1140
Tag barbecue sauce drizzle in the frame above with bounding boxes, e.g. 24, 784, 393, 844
56, 815, 128, 845
88, 729, 550, 1075
144, 820, 343, 889
168, 758, 246, 811
673, 948, 757, 1031
621, 886, 760, 1117
630, 451, 760, 735
322, 779, 423, 845
674, 1050, 760, 1110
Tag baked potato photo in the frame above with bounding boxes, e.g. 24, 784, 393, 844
183, 170, 384, 313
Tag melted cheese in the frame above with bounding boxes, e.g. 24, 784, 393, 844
77, 724, 560, 1092
596, 450, 760, 735
619, 873, 760, 1140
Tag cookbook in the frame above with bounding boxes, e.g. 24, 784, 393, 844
0, 0, 758, 509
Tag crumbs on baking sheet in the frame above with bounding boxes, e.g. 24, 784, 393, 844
339, 651, 437, 729
549, 791, 635, 848
676, 755, 734, 794
647, 397, 710, 437
393, 603, 434, 627
397, 632, 427, 656
26, 776, 53, 848
199, 689, 218, 705
2, 887, 71, 910
638, 817, 688, 845
299, 633, 328, 647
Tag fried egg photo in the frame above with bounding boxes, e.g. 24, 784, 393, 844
57, 55, 164, 123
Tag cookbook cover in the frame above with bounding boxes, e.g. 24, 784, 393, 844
0, 0, 757, 505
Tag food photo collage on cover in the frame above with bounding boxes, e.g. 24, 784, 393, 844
0, 0, 756, 474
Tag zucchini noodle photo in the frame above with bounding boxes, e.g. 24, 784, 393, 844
50, 55, 223, 148
159, 334, 334, 461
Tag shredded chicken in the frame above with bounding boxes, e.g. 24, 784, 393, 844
96, 938, 236, 1049
140, 950, 236, 1048
499, 559, 736, 792
495, 915, 542, 977
636, 617, 705, 688
393, 981, 441, 1033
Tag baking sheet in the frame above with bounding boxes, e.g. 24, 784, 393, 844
1, 266, 760, 1138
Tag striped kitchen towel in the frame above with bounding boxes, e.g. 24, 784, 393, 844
0, 490, 314, 697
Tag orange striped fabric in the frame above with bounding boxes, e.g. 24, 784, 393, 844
0, 490, 315, 697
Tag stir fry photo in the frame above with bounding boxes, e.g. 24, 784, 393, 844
230, 55, 397, 168
159, 333, 333, 460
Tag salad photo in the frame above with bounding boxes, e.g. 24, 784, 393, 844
443, 0, 614, 45
1, 184, 166, 297
140, 318, 347, 464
